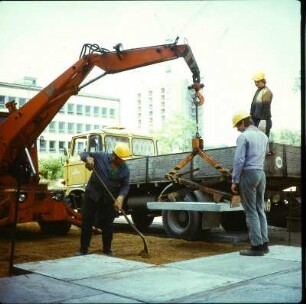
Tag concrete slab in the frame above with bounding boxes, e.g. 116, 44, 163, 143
0, 245, 302, 304
14, 254, 152, 281
165, 245, 301, 281
74, 266, 241, 303
171, 269, 303, 303
0, 273, 103, 304
62, 293, 142, 303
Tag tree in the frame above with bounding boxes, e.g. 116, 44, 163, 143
39, 157, 63, 180
270, 129, 301, 146
151, 113, 196, 154
292, 71, 301, 93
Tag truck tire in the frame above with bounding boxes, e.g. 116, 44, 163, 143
38, 220, 71, 235
162, 209, 202, 240
131, 211, 154, 230
220, 211, 248, 232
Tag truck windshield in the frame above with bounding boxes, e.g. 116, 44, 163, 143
72, 137, 87, 156
105, 136, 129, 154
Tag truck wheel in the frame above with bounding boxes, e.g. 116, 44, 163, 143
162, 209, 202, 240
221, 211, 248, 232
38, 220, 71, 235
131, 211, 154, 230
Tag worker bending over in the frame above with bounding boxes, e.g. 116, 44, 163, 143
76, 143, 131, 256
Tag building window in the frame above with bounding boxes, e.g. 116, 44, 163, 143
19, 98, 26, 107
58, 121, 65, 133
76, 104, 83, 115
59, 141, 66, 152
77, 123, 83, 133
94, 106, 100, 117
94, 124, 100, 130
59, 105, 66, 114
68, 103, 74, 115
101, 107, 107, 118
85, 124, 91, 131
68, 122, 75, 134
49, 140, 56, 152
8, 96, 15, 102
39, 136, 46, 152
0, 95, 5, 108
109, 108, 115, 118
85, 105, 91, 116
49, 121, 56, 133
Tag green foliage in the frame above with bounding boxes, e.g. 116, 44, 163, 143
39, 158, 63, 180
292, 71, 301, 93
151, 113, 196, 154
270, 129, 301, 146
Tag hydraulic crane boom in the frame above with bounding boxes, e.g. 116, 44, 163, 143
0, 42, 202, 178
0, 40, 204, 235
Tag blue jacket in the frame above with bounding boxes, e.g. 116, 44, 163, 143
80, 151, 130, 202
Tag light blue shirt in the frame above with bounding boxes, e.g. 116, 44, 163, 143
232, 125, 269, 184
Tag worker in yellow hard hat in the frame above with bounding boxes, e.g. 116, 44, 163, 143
77, 141, 131, 257
250, 71, 273, 137
231, 111, 270, 256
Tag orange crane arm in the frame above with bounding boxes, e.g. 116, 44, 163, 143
0, 42, 202, 171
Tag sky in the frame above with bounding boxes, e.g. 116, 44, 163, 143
0, 0, 301, 147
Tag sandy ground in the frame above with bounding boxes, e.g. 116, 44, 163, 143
0, 218, 302, 278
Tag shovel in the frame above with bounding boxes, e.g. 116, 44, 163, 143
93, 168, 149, 258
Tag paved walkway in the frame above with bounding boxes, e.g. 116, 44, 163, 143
0, 245, 303, 303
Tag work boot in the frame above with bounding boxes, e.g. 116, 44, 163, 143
103, 249, 114, 257
75, 248, 88, 256
263, 242, 269, 254
239, 245, 265, 256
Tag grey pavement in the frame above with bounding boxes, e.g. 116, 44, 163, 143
0, 245, 303, 303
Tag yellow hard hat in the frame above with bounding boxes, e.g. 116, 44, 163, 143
113, 143, 131, 159
252, 71, 265, 81
232, 112, 251, 127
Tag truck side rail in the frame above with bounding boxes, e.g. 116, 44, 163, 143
126, 143, 301, 186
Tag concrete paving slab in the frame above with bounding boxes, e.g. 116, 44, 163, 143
0, 245, 302, 304
0, 273, 103, 304
62, 292, 143, 303
165, 245, 301, 280
14, 254, 152, 281
260, 244, 302, 261
171, 269, 303, 303
74, 266, 242, 303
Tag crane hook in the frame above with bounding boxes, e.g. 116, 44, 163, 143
188, 83, 205, 106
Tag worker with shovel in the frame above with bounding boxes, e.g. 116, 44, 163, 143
76, 142, 131, 256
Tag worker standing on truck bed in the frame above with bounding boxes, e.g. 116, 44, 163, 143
76, 143, 131, 256
231, 112, 270, 256
250, 71, 273, 138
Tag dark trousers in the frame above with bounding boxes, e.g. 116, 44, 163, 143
80, 192, 115, 252
253, 117, 272, 138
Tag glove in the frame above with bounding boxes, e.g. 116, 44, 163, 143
85, 157, 94, 171
114, 195, 124, 212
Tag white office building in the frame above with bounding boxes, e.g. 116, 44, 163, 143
134, 63, 204, 143
0, 77, 121, 159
